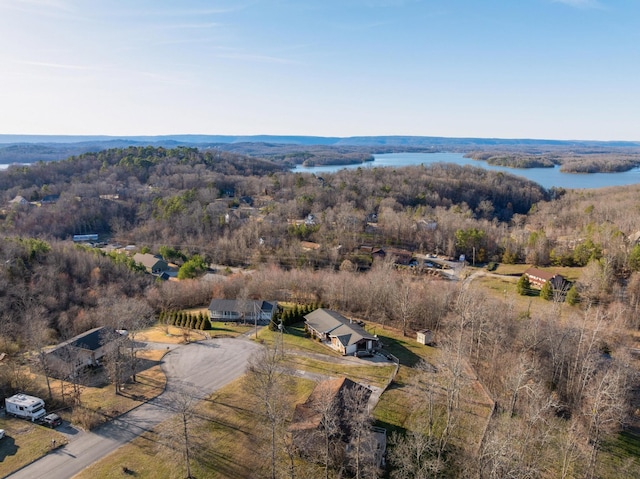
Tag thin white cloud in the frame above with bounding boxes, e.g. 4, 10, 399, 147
215, 52, 296, 65
18, 60, 102, 71
552, 0, 604, 9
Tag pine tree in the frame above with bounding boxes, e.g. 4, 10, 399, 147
540, 280, 553, 300
517, 274, 531, 296
566, 284, 580, 305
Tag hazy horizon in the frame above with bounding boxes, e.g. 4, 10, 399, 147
1, 1, 638, 140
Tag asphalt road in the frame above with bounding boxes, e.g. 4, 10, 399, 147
6, 338, 261, 479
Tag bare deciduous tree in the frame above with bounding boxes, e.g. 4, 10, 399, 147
244, 343, 291, 479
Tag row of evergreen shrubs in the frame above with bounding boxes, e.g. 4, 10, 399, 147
158, 310, 212, 330
269, 303, 322, 331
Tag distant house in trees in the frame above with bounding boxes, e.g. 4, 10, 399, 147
301, 241, 321, 251
9, 195, 29, 207
359, 245, 385, 259
304, 308, 378, 356
289, 377, 386, 467
207, 299, 277, 324
133, 253, 169, 274
385, 247, 414, 266
44, 327, 118, 378
523, 267, 567, 290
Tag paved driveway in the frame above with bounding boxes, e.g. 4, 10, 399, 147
6, 338, 261, 479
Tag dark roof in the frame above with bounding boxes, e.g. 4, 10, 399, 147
48, 327, 111, 355
208, 299, 276, 314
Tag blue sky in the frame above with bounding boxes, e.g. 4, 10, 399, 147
0, 0, 638, 140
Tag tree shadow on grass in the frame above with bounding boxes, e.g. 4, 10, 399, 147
377, 335, 423, 367
0, 435, 18, 462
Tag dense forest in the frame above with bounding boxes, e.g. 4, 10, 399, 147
1, 145, 640, 478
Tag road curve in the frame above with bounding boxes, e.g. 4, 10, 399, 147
6, 338, 261, 479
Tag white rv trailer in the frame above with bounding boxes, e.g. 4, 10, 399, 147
4, 393, 47, 421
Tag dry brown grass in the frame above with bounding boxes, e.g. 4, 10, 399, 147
0, 419, 68, 478
73, 376, 320, 479
136, 325, 210, 343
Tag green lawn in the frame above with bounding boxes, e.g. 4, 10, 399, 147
284, 354, 396, 388
256, 322, 343, 356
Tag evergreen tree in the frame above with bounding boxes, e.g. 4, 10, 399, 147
540, 280, 553, 300
516, 274, 531, 296
566, 284, 580, 305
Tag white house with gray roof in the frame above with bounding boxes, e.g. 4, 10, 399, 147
304, 308, 378, 356
208, 299, 277, 324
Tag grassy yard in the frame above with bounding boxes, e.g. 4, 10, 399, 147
284, 354, 396, 388
0, 419, 68, 478
71, 349, 167, 423
374, 325, 440, 367
73, 376, 321, 479
257, 322, 343, 356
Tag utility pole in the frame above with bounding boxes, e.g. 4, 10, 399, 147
254, 302, 259, 340
278, 319, 284, 358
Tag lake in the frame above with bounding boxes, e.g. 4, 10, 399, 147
291, 152, 640, 190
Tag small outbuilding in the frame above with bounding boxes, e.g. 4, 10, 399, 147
416, 329, 433, 346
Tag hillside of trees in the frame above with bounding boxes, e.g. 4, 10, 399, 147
1, 145, 640, 478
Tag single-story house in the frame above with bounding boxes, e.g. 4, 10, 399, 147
44, 327, 118, 378
289, 377, 386, 468
133, 253, 169, 274
304, 309, 378, 356
9, 195, 29, 206
208, 299, 277, 324
523, 267, 567, 289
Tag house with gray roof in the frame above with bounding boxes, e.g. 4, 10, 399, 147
304, 308, 378, 356
208, 299, 277, 324
133, 253, 169, 274
44, 327, 118, 378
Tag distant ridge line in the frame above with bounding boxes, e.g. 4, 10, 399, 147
0, 134, 639, 148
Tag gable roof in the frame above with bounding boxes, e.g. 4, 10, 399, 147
290, 377, 371, 432
524, 267, 563, 281
133, 253, 167, 270
304, 308, 376, 347
208, 299, 276, 314
47, 327, 112, 357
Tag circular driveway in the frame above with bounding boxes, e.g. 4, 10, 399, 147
6, 338, 261, 479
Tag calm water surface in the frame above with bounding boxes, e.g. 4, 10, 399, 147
292, 152, 640, 190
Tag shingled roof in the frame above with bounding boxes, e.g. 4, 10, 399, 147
304, 309, 376, 348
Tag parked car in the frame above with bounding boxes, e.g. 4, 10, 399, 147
42, 413, 62, 428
